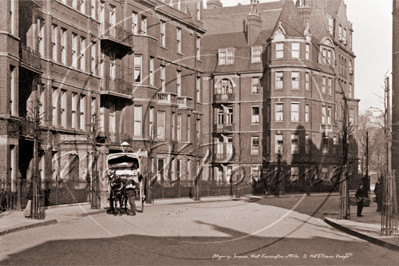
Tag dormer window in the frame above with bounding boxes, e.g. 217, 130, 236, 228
219, 48, 235, 65
276, 43, 284, 58
292, 42, 300, 58
251, 46, 262, 63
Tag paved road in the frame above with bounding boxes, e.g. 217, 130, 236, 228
1, 195, 398, 265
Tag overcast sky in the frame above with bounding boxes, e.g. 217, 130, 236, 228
218, 0, 392, 114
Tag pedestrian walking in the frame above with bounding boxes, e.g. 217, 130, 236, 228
374, 177, 383, 212
23, 182, 33, 218
125, 179, 138, 216
355, 184, 368, 217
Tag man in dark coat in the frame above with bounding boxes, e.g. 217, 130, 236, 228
355, 184, 368, 217
374, 178, 383, 212
125, 179, 138, 216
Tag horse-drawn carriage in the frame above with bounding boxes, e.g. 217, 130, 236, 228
106, 152, 145, 215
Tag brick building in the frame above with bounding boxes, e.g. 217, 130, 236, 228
0, 0, 205, 208
202, 0, 359, 194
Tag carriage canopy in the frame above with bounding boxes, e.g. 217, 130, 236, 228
106, 153, 141, 182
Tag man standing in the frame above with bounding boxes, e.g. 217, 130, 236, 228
125, 179, 137, 216
374, 177, 383, 212
355, 184, 368, 217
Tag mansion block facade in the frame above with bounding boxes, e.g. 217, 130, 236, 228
202, 0, 359, 193
0, 0, 360, 207
0, 0, 205, 206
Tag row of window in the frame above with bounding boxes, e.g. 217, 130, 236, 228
275, 42, 311, 60
328, 16, 352, 49
215, 103, 334, 126
246, 133, 339, 157
51, 24, 98, 74
275, 72, 333, 94
218, 46, 262, 65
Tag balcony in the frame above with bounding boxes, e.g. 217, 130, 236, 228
100, 76, 133, 100
213, 123, 234, 133
177, 96, 194, 109
157, 92, 177, 105
100, 22, 133, 57
20, 119, 35, 137
19, 45, 42, 74
214, 93, 235, 103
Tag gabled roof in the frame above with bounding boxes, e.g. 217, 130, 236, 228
202, 1, 283, 36
271, 0, 306, 38
325, 0, 343, 16
203, 32, 248, 51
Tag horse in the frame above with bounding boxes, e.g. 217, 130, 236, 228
108, 172, 128, 215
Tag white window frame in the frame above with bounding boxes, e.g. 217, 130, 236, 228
61, 90, 67, 128
72, 92, 78, 129
276, 71, 283, 89
157, 111, 165, 139
177, 27, 182, 53
141, 15, 147, 35
305, 72, 310, 90
160, 20, 166, 47
275, 134, 283, 153
322, 77, 326, 94
72, 33, 78, 68
251, 136, 259, 155
305, 43, 310, 60
251, 106, 260, 124
322, 106, 326, 124
291, 72, 299, 89
134, 55, 142, 83
150, 57, 155, 86
251, 46, 262, 63
291, 102, 299, 122
91, 41, 96, 75
134, 106, 142, 137
80, 95, 86, 131
275, 103, 283, 121
60, 28, 67, 65
328, 78, 332, 95
91, 0, 96, 19
132, 12, 138, 34
196, 76, 201, 103
276, 43, 284, 58
328, 106, 332, 125
196, 36, 201, 60
177, 114, 182, 141
218, 48, 234, 65
292, 42, 300, 58
160, 65, 165, 92
52, 24, 58, 62
176, 70, 181, 96
252, 77, 260, 94
305, 104, 309, 122
80, 36, 86, 71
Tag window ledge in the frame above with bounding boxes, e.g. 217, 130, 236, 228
160, 46, 167, 50
177, 52, 183, 56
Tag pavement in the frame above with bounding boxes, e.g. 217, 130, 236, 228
1, 192, 399, 252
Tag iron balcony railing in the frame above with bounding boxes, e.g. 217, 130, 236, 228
101, 76, 133, 98
101, 22, 133, 47
20, 45, 42, 71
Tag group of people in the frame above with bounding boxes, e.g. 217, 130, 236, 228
355, 176, 383, 217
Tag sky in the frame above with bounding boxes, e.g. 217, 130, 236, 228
218, 0, 392, 114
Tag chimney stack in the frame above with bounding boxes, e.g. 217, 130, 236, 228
207, 0, 222, 9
